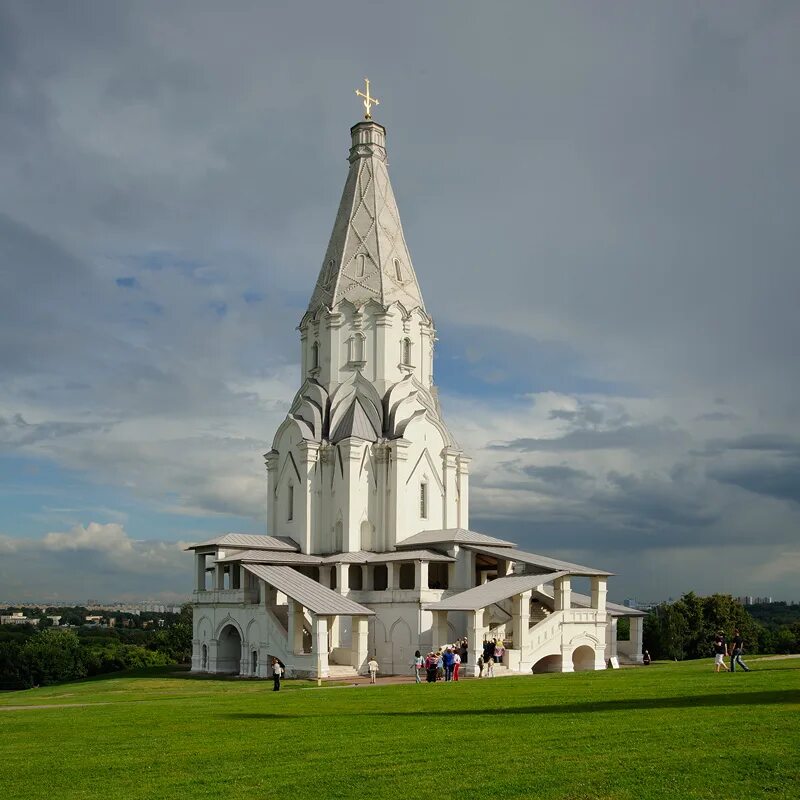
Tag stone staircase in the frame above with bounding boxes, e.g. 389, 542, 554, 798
325, 664, 360, 680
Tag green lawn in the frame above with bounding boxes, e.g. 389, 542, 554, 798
1, 658, 798, 800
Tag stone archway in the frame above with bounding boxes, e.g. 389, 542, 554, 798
532, 654, 561, 674
217, 624, 242, 674
572, 644, 595, 672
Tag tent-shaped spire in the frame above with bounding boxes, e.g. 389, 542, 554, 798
307, 121, 426, 315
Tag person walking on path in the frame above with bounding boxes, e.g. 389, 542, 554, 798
477, 655, 484, 678
486, 656, 495, 678
713, 633, 729, 672
730, 629, 751, 672
368, 656, 379, 684
271, 658, 283, 691
412, 650, 424, 683
452, 649, 461, 681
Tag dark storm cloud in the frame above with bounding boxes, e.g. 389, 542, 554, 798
490, 421, 686, 453
709, 461, 800, 505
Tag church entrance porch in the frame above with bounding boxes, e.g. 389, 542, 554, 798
216, 624, 242, 674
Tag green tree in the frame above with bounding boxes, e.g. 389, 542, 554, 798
22, 628, 86, 686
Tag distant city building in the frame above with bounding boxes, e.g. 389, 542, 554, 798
736, 596, 774, 606
1, 612, 38, 626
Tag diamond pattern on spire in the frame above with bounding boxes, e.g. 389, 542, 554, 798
307, 122, 425, 315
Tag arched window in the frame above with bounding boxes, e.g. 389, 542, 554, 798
402, 337, 412, 366
201, 644, 208, 670
287, 483, 294, 521
420, 482, 428, 519
356, 254, 366, 278
311, 341, 320, 370
394, 258, 403, 282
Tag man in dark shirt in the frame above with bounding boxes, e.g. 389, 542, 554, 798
730, 628, 751, 672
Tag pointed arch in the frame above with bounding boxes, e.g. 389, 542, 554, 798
406, 447, 445, 494
389, 618, 412, 645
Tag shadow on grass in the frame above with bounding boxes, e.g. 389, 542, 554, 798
374, 689, 800, 717
222, 689, 799, 721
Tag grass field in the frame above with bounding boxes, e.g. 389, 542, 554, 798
1, 657, 799, 800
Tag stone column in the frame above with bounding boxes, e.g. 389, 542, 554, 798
215, 562, 225, 590
512, 590, 532, 651
288, 600, 305, 654
338, 438, 365, 551
431, 610, 448, 650
195, 554, 206, 591
311, 614, 330, 678
264, 449, 279, 538
386, 562, 399, 591
208, 639, 219, 673
319, 565, 333, 589
386, 438, 411, 548
335, 563, 350, 593
456, 455, 471, 530
415, 560, 429, 591
629, 616, 644, 663
361, 564, 371, 591
608, 616, 618, 659
297, 441, 320, 555
441, 448, 460, 529
591, 576, 607, 613
554, 576, 572, 612
352, 616, 370, 674
191, 639, 202, 671
560, 644, 574, 673
467, 609, 485, 677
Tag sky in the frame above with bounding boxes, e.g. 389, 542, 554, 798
1, 1, 799, 604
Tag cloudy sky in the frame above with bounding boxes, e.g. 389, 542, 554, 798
1, 1, 798, 604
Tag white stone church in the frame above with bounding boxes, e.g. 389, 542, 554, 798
188, 106, 645, 679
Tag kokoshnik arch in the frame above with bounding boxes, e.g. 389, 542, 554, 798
186, 88, 645, 678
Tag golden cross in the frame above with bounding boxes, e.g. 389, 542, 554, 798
355, 78, 380, 120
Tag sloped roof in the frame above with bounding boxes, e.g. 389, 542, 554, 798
463, 544, 612, 577
217, 550, 322, 566
330, 398, 380, 443
242, 564, 374, 616
318, 548, 455, 565
396, 528, 516, 550
423, 572, 566, 612
185, 534, 300, 552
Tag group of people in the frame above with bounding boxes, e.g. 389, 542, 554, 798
476, 638, 505, 678
713, 628, 751, 673
414, 638, 468, 683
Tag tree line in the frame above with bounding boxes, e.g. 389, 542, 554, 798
643, 593, 800, 660
0, 605, 192, 690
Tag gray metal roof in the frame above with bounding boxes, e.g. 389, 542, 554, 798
423, 572, 566, 611
395, 528, 516, 550
217, 549, 322, 566
242, 564, 374, 616
318, 549, 455, 565
185, 533, 300, 552
463, 544, 612, 577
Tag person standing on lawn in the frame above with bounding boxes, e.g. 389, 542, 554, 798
443, 647, 455, 681
412, 650, 424, 683
368, 656, 379, 684
730, 629, 751, 672
271, 658, 283, 691
452, 649, 461, 681
713, 633, 729, 672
